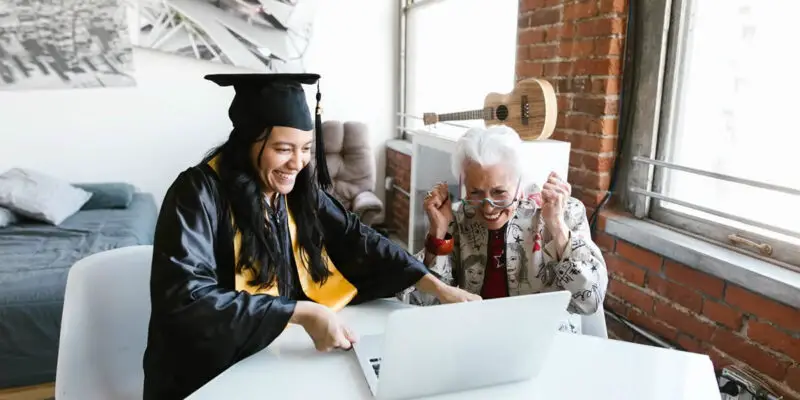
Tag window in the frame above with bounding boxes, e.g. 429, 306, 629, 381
630, 0, 800, 268
401, 0, 518, 138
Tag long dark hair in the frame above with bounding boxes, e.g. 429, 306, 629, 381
204, 127, 331, 294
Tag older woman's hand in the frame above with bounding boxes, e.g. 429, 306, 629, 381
424, 182, 453, 238
541, 172, 571, 237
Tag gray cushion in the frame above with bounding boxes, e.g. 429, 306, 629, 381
73, 182, 136, 210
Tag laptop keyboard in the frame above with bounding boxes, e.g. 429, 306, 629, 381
370, 357, 382, 377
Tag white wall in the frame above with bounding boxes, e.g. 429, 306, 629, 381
0, 48, 249, 205
0, 0, 399, 209
303, 0, 399, 207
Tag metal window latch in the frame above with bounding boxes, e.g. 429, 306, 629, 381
728, 234, 773, 256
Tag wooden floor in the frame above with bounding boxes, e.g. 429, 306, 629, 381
0, 383, 54, 400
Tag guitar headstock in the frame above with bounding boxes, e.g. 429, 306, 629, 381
422, 112, 439, 126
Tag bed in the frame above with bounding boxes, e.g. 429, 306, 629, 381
0, 191, 158, 389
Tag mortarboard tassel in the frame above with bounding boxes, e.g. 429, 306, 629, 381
314, 82, 332, 191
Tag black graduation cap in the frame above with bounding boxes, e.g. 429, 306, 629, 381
204, 73, 332, 190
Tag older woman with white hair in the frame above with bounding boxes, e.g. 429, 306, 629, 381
400, 125, 608, 333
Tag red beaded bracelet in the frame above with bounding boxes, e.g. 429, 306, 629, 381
425, 233, 454, 256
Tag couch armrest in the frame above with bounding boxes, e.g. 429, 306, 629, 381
352, 191, 383, 225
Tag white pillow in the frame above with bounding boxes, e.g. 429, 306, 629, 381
0, 206, 18, 227
0, 168, 93, 225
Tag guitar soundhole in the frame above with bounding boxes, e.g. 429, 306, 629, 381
496, 105, 509, 121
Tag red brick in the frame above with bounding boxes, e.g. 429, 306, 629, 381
572, 187, 606, 208
676, 334, 703, 354
517, 45, 530, 61
663, 260, 725, 299
599, 0, 626, 14
786, 365, 800, 393
595, 37, 624, 56
587, 116, 618, 135
558, 39, 594, 59
573, 96, 618, 116
710, 329, 791, 381
556, 94, 571, 111
706, 347, 736, 372
747, 321, 800, 362
615, 241, 663, 272
653, 300, 716, 341
543, 61, 561, 77
609, 278, 653, 312
627, 308, 679, 342
606, 254, 646, 286
518, 61, 544, 78
563, 113, 590, 130
648, 275, 703, 313
569, 168, 611, 191
574, 58, 621, 77
594, 232, 615, 252
702, 300, 743, 331
529, 44, 557, 60
576, 16, 626, 37
552, 129, 570, 142
530, 8, 561, 27
604, 293, 629, 317
556, 76, 586, 94
518, 28, 547, 45
520, 0, 549, 13
592, 77, 620, 96
518, 14, 531, 29
581, 134, 617, 153
563, 1, 598, 20
725, 285, 800, 332
571, 152, 614, 173
546, 23, 570, 42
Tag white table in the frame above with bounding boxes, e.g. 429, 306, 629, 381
188, 299, 721, 400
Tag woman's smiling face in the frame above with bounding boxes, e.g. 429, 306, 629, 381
462, 161, 519, 230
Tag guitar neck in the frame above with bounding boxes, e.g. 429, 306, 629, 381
436, 108, 490, 122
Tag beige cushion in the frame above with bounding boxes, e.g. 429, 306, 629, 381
320, 121, 376, 209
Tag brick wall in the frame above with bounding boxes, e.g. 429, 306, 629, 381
385, 148, 411, 242
515, 1, 799, 397
517, 0, 625, 213
595, 215, 800, 398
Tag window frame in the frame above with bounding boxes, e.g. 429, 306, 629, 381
622, 0, 800, 270
398, 0, 516, 142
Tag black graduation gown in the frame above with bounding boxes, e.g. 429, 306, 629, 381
142, 163, 428, 400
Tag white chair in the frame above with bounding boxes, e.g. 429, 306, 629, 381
55, 245, 153, 400
581, 301, 609, 339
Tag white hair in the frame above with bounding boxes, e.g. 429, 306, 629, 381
451, 125, 525, 183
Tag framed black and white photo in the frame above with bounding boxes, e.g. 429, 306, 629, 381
129, 0, 318, 73
0, 0, 136, 91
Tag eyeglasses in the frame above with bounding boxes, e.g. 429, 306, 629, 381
460, 177, 522, 210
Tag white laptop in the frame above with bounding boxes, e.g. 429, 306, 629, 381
352, 290, 572, 400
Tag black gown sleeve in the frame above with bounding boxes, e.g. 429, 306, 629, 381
143, 167, 296, 400
315, 190, 429, 302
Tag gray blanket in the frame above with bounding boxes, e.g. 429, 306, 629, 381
0, 193, 158, 388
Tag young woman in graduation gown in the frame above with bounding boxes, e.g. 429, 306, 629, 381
141, 73, 480, 400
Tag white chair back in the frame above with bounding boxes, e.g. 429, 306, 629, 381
55, 245, 153, 400
581, 301, 609, 339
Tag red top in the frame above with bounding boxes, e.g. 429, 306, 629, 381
480, 227, 509, 299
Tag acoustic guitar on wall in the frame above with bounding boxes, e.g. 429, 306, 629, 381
422, 78, 557, 141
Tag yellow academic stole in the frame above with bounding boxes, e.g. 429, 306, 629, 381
207, 156, 357, 311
